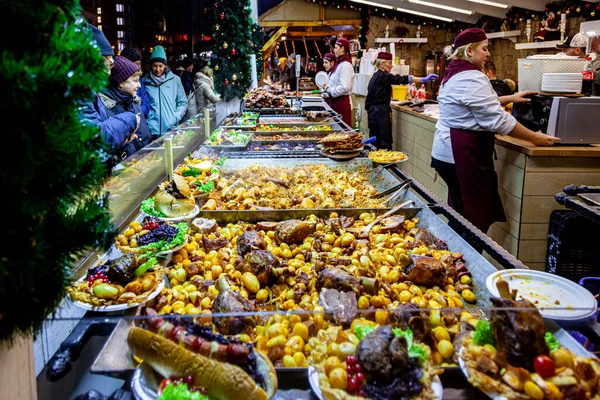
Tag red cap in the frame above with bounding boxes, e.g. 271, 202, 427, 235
377, 52, 393, 61
453, 28, 487, 49
323, 53, 337, 62
335, 38, 350, 54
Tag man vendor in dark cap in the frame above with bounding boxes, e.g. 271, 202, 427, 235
365, 51, 437, 149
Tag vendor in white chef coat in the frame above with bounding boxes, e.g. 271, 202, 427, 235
431, 28, 560, 233
322, 38, 354, 126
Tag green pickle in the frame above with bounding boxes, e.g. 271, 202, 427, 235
93, 283, 119, 299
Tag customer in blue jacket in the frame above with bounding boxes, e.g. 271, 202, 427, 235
120, 46, 151, 117
79, 24, 140, 157
99, 56, 152, 157
142, 45, 187, 137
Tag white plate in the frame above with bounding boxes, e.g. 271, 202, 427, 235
458, 347, 506, 400
308, 365, 442, 400
72, 277, 165, 312
485, 269, 597, 321
315, 71, 329, 88
140, 203, 200, 223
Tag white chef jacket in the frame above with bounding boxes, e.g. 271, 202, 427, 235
326, 61, 355, 98
432, 70, 517, 164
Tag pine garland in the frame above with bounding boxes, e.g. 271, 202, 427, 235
0, 1, 114, 341
212, 0, 255, 101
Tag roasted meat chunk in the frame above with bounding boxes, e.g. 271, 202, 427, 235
275, 220, 310, 244
106, 254, 138, 284
356, 326, 395, 379
318, 288, 358, 327
212, 278, 255, 335
414, 227, 448, 250
317, 267, 360, 294
490, 297, 549, 370
240, 250, 280, 285
404, 255, 446, 287
237, 230, 265, 256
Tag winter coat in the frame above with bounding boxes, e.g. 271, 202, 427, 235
193, 72, 221, 111
175, 67, 194, 95
142, 70, 188, 136
79, 92, 137, 153
99, 86, 152, 157
138, 79, 151, 117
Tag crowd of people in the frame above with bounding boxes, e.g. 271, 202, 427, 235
81, 24, 221, 165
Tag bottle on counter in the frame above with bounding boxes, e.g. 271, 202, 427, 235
409, 83, 417, 99
418, 84, 427, 99
582, 55, 594, 96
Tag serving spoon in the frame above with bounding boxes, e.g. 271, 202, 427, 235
346, 200, 414, 239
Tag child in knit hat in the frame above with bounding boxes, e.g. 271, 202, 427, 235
98, 56, 152, 157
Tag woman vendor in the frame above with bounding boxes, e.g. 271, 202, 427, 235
322, 53, 337, 106
365, 51, 438, 150
323, 38, 354, 126
431, 28, 560, 233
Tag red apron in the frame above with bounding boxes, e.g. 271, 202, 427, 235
330, 95, 352, 127
450, 128, 506, 232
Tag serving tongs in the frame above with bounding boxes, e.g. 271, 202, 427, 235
370, 178, 413, 204
346, 200, 415, 238
496, 278, 518, 300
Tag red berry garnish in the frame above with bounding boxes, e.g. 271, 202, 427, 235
356, 372, 365, 382
347, 364, 354, 374
185, 376, 194, 385
200, 388, 207, 395
348, 376, 357, 392
206, 171, 211, 176
346, 355, 357, 365
358, 389, 366, 397
355, 364, 362, 373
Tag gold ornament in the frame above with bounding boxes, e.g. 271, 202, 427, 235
215, 65, 219, 70
232, 74, 238, 81
215, 24, 220, 31
576, 7, 580, 13
223, 42, 228, 49
566, 10, 570, 15
592, 11, 596, 17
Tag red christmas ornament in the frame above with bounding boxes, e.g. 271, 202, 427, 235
220, 12, 224, 19
586, 3, 590, 8
570, 6, 575, 10
203, 35, 211, 42
231, 48, 236, 55
214, 3, 218, 8
225, 79, 229, 85
597, 5, 600, 11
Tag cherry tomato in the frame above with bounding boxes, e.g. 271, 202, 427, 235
158, 378, 173, 394
533, 355, 555, 378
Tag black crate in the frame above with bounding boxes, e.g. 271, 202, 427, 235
546, 210, 600, 283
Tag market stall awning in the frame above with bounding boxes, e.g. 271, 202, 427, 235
258, 0, 570, 25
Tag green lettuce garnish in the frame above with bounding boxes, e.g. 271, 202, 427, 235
191, 180, 215, 194
216, 156, 226, 166
140, 198, 167, 218
473, 320, 495, 347
545, 332, 561, 352
353, 324, 375, 340
158, 383, 211, 400
392, 328, 428, 366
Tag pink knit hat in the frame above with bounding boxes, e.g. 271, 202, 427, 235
110, 56, 140, 86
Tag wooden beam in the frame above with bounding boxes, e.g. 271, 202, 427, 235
261, 26, 288, 53
260, 19, 361, 27
258, 0, 289, 21
287, 30, 354, 38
